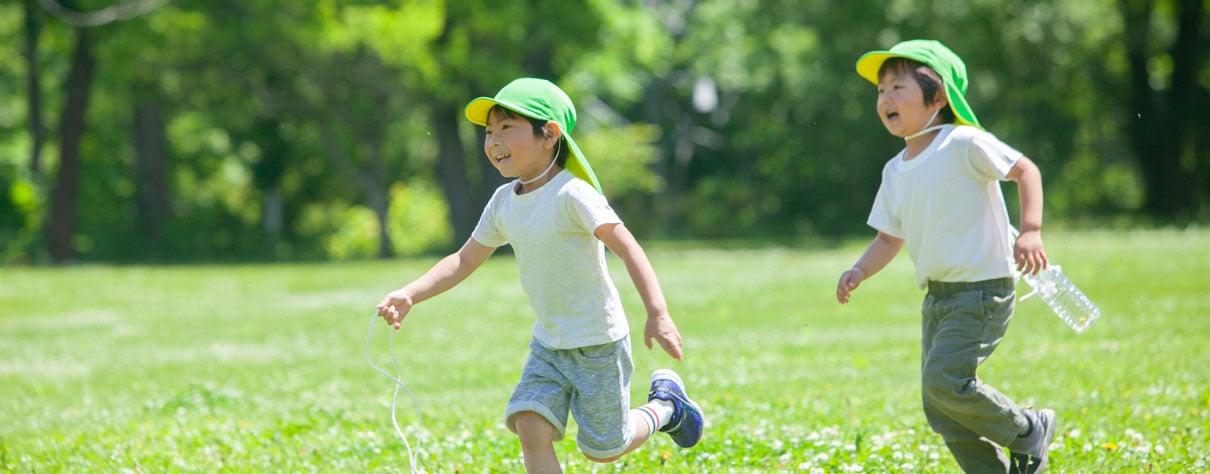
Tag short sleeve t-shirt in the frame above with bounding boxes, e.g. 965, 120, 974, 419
472, 170, 627, 349
867, 125, 1023, 288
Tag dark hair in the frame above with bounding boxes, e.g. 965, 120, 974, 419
877, 58, 956, 124
487, 105, 568, 166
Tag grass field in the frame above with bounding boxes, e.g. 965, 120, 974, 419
2, 228, 1207, 473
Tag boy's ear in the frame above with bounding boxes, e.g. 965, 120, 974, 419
543, 121, 562, 140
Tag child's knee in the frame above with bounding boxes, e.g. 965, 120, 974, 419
921, 362, 973, 400
512, 411, 558, 442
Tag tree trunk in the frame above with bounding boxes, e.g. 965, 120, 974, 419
1120, 0, 1204, 220
1168, 0, 1206, 218
318, 121, 394, 258
433, 105, 476, 245
22, 0, 45, 176
367, 145, 393, 259
46, 27, 96, 263
251, 118, 288, 258
133, 102, 170, 259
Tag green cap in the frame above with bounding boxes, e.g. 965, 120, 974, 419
465, 77, 602, 193
855, 39, 982, 129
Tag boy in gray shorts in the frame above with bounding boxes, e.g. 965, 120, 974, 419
376, 77, 703, 472
837, 40, 1057, 473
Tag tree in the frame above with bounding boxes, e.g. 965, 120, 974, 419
1119, 0, 1208, 221
45, 25, 95, 263
21, 0, 46, 177
354, 0, 606, 244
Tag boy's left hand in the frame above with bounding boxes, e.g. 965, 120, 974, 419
1014, 230, 1048, 275
644, 314, 684, 361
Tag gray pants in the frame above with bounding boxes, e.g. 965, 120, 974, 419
505, 337, 635, 459
922, 278, 1030, 474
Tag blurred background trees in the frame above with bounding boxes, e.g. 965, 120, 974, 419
0, 0, 1206, 264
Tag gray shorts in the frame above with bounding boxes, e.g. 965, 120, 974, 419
505, 336, 634, 459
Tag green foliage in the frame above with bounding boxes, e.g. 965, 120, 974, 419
387, 181, 451, 257
578, 123, 665, 197
2, 229, 1208, 471
322, 204, 381, 261
294, 180, 452, 260
0, 1, 1204, 262
0, 163, 44, 263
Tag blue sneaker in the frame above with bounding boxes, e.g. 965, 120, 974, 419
648, 369, 704, 448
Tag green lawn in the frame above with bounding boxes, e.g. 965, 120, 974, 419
2, 229, 1207, 473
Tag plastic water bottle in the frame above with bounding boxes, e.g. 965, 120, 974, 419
1020, 265, 1101, 334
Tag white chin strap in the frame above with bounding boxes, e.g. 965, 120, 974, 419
520, 143, 560, 185
905, 107, 944, 141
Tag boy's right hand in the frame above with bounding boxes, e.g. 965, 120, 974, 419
836, 267, 866, 304
376, 290, 415, 330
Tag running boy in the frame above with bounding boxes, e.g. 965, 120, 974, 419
836, 40, 1056, 473
376, 77, 703, 473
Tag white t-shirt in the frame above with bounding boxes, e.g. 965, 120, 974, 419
867, 125, 1023, 288
472, 170, 627, 349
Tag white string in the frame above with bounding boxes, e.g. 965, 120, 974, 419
365, 311, 424, 474
904, 108, 943, 141
519, 140, 561, 185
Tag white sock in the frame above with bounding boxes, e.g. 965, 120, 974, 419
632, 399, 676, 433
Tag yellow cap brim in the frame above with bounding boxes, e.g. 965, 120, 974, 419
854, 49, 982, 129
855, 51, 897, 85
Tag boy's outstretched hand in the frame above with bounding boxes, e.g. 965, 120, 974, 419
645, 314, 684, 361
376, 290, 415, 330
836, 267, 866, 304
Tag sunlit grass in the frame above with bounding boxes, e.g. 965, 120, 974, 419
1, 228, 1207, 472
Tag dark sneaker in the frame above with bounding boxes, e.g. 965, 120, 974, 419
1010, 409, 1057, 474
647, 369, 704, 448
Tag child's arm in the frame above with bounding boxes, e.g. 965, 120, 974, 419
595, 223, 684, 361
1005, 156, 1048, 276
837, 231, 904, 304
376, 238, 496, 330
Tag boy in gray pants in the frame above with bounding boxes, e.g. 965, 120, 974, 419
836, 40, 1057, 474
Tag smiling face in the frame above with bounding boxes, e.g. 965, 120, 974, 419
876, 62, 949, 139
483, 107, 559, 181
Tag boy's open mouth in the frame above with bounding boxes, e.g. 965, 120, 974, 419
885, 111, 899, 120
493, 153, 511, 163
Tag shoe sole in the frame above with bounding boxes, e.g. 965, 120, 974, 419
1035, 409, 1056, 472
